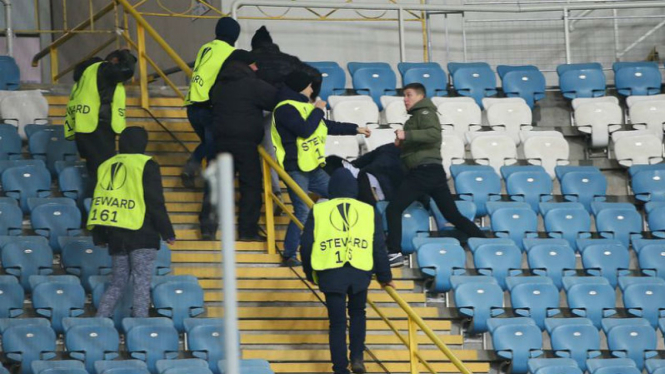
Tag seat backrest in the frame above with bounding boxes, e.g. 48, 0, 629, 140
501, 68, 546, 108
64, 319, 120, 373
526, 243, 576, 290
324, 135, 360, 160
559, 170, 607, 212
638, 245, 665, 280
188, 322, 229, 374
550, 324, 600, 371
0, 91, 49, 139
399, 202, 431, 254
331, 99, 380, 127
349, 64, 397, 109
559, 68, 606, 99
510, 280, 560, 329
594, 208, 643, 248
450, 64, 497, 107
0, 124, 21, 159
61, 238, 112, 291
0, 56, 20, 90
453, 279, 504, 333
440, 133, 465, 176
1, 237, 53, 291
623, 283, 665, 328
566, 282, 616, 328
2, 323, 57, 374
1, 164, 52, 213
613, 61, 662, 96
574, 101, 623, 148
474, 243, 522, 290
306, 61, 346, 102
0, 200, 23, 235
486, 99, 532, 133
58, 166, 89, 203
629, 100, 665, 134
491, 323, 543, 374
581, 242, 630, 288
469, 132, 517, 174
399, 62, 447, 97
504, 168, 553, 211
607, 324, 657, 370
522, 132, 570, 178
542, 206, 591, 250
30, 203, 82, 251
382, 99, 409, 125
490, 205, 538, 250
153, 279, 205, 333
125, 322, 180, 373
416, 242, 466, 293
613, 131, 664, 167
437, 100, 482, 133
31, 276, 86, 333
0, 276, 24, 318
453, 167, 502, 217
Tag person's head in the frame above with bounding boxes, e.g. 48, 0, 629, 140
105, 49, 125, 65
403, 83, 426, 110
215, 17, 241, 44
119, 127, 148, 154
251, 26, 273, 50
328, 168, 358, 199
223, 49, 258, 71
285, 71, 314, 98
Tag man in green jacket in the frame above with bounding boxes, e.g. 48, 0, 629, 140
385, 83, 485, 267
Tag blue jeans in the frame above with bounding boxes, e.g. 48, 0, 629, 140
283, 168, 330, 259
187, 105, 214, 163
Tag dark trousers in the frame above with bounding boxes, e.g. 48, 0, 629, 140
386, 164, 485, 253
75, 128, 116, 191
200, 141, 263, 236
324, 287, 368, 374
187, 105, 214, 164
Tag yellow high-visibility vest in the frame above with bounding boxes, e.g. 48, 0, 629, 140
312, 198, 374, 274
184, 40, 235, 105
271, 100, 327, 172
64, 62, 126, 140
87, 154, 151, 231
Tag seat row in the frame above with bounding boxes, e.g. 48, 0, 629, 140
0, 316, 267, 374
307, 60, 663, 109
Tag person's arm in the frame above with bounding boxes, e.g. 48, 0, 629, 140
300, 211, 316, 282
99, 50, 137, 84
143, 160, 176, 241
253, 79, 279, 111
323, 118, 359, 136
372, 208, 393, 285
403, 112, 441, 145
351, 147, 380, 169
273, 104, 325, 138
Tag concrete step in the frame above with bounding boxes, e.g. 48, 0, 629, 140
240, 333, 461, 345
204, 290, 426, 303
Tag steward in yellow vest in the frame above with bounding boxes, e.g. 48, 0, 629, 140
181, 17, 240, 189
66, 49, 136, 185
300, 168, 393, 374
271, 71, 372, 267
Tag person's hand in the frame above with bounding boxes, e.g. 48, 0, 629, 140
314, 100, 327, 110
166, 238, 176, 245
395, 130, 406, 140
380, 281, 396, 289
357, 127, 371, 138
394, 138, 402, 147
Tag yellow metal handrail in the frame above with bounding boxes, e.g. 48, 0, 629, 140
258, 146, 473, 374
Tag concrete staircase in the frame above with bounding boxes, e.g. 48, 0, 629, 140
47, 94, 491, 374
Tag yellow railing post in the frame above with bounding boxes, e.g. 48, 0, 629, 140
408, 316, 419, 374
49, 47, 58, 83
261, 157, 276, 254
136, 23, 150, 110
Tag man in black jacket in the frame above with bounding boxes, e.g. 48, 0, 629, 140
199, 50, 278, 241
301, 168, 393, 374
90, 127, 175, 318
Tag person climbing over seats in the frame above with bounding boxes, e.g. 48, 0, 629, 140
272, 71, 371, 267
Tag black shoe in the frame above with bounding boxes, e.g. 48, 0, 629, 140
238, 233, 267, 242
181, 160, 200, 188
351, 360, 366, 374
180, 172, 196, 189
201, 230, 216, 241
273, 204, 284, 216
281, 256, 302, 267
388, 253, 405, 268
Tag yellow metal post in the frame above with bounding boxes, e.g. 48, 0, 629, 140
262, 157, 276, 254
408, 316, 419, 374
49, 47, 58, 83
136, 23, 150, 110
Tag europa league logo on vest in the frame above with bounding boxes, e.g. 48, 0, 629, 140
99, 162, 128, 191
329, 203, 359, 232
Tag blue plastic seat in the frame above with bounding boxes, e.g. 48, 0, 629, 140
591, 202, 643, 249
0, 275, 24, 317
447, 62, 497, 108
501, 166, 553, 211
0, 124, 22, 160
152, 275, 205, 333
156, 359, 210, 374
451, 276, 505, 333
123, 317, 180, 373
90, 275, 133, 330
429, 199, 476, 231
557, 63, 606, 99
2, 320, 56, 374
607, 324, 658, 370
347, 62, 396, 109
499, 66, 546, 108
184, 318, 234, 374
487, 202, 538, 251
632, 238, 665, 255
416, 241, 466, 292
0, 198, 23, 235
31, 360, 87, 374
29, 130, 78, 176
94, 359, 149, 374
506, 277, 560, 329
632, 165, 665, 202
613, 62, 662, 96
155, 241, 172, 275
638, 243, 665, 280
549, 322, 601, 371
647, 359, 665, 374
1, 164, 52, 213
305, 61, 345, 102
58, 166, 90, 206
577, 239, 630, 288
62, 317, 119, 373
1, 236, 53, 290
450, 165, 501, 217
523, 238, 575, 290
556, 166, 607, 212
544, 317, 594, 335
398, 62, 447, 97
646, 202, 665, 235
564, 276, 617, 328
620, 277, 665, 328
218, 360, 273, 374
470, 240, 522, 290
30, 202, 82, 252
27, 197, 77, 212
24, 125, 63, 140
487, 316, 538, 334
399, 202, 431, 254
60, 237, 112, 292
587, 358, 640, 374
490, 322, 543, 374
602, 317, 652, 336
0, 56, 20, 90
30, 275, 85, 334
527, 358, 580, 374
540, 202, 591, 251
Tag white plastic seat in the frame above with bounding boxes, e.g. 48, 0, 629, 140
380, 96, 410, 125
330, 99, 379, 127
327, 95, 374, 109
481, 97, 527, 110
573, 101, 623, 148
467, 131, 517, 174
485, 98, 533, 144
441, 132, 466, 178
431, 96, 475, 108
612, 130, 664, 167
364, 124, 401, 151
626, 94, 665, 108
325, 135, 360, 160
0, 91, 49, 139
436, 98, 481, 141
521, 131, 570, 179
629, 100, 665, 138
571, 96, 619, 110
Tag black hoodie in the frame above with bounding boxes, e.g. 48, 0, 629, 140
300, 169, 392, 294
209, 61, 278, 145
92, 127, 175, 255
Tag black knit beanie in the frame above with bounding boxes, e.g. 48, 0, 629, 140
285, 71, 313, 93
215, 17, 240, 44
251, 26, 273, 50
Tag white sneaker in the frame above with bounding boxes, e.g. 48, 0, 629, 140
388, 253, 405, 268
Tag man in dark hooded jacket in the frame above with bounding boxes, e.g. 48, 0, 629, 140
199, 50, 278, 241
89, 127, 175, 319
301, 168, 393, 374
181, 17, 241, 188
